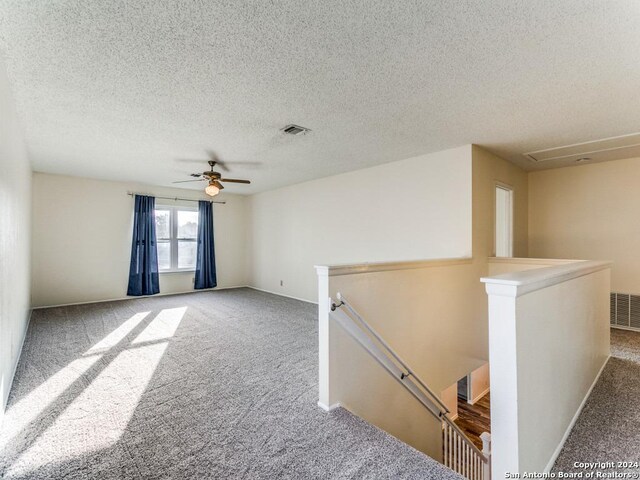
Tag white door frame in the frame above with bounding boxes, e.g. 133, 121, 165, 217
495, 182, 514, 258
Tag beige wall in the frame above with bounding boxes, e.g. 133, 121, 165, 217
31, 173, 249, 307
529, 157, 640, 294
472, 145, 528, 259
0, 50, 32, 418
248, 145, 474, 303
30, 144, 530, 308
317, 147, 529, 459
441, 382, 459, 420
321, 260, 487, 460
467, 145, 530, 366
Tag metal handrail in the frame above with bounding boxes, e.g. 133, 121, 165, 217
330, 293, 487, 462
334, 293, 451, 414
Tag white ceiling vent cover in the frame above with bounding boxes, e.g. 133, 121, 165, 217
524, 132, 640, 163
281, 124, 311, 136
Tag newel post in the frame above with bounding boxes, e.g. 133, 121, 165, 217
316, 265, 335, 410
481, 432, 491, 479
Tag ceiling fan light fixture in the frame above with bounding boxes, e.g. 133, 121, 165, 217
205, 181, 220, 197
174, 156, 250, 191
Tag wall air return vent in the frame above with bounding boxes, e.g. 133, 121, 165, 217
617, 294, 629, 327
524, 132, 640, 164
631, 295, 640, 329
610, 292, 640, 331
281, 124, 311, 136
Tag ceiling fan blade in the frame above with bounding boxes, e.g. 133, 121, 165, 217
214, 160, 230, 172
221, 178, 251, 184
175, 159, 208, 164
206, 150, 229, 171
172, 179, 206, 183
220, 161, 262, 168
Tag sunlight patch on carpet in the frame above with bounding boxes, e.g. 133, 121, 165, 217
6, 308, 185, 477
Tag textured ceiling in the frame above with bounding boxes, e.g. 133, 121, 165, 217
1, 1, 640, 194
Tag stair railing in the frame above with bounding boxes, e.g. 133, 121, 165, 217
330, 292, 490, 480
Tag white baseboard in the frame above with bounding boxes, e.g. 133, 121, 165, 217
33, 285, 317, 310
469, 387, 490, 405
31, 285, 247, 309
544, 355, 611, 473
1, 308, 32, 430
247, 286, 317, 305
318, 401, 341, 412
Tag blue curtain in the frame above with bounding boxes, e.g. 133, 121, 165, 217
195, 200, 217, 289
127, 195, 160, 296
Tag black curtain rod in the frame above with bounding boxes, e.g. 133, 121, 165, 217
126, 192, 226, 204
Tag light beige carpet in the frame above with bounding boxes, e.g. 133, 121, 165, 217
0, 288, 461, 479
552, 328, 640, 473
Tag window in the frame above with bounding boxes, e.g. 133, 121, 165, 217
155, 206, 198, 272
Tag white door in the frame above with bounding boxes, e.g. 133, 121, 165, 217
495, 185, 513, 257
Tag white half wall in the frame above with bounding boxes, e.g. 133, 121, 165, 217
0, 50, 32, 419
31, 173, 249, 307
482, 261, 610, 476
248, 145, 473, 302
487, 257, 578, 277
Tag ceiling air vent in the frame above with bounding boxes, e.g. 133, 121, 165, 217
281, 124, 311, 136
524, 132, 640, 164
